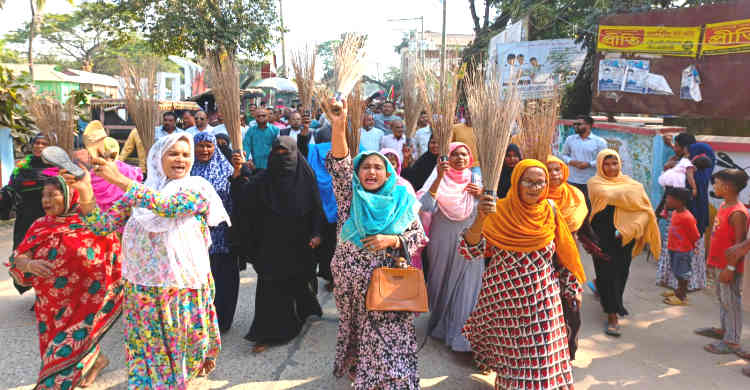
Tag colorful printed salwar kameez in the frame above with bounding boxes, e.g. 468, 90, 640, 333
9, 177, 122, 390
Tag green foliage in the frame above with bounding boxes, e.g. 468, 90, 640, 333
5, 2, 131, 72
317, 39, 341, 83
0, 66, 37, 152
0, 39, 22, 63
67, 89, 102, 122
108, 0, 279, 59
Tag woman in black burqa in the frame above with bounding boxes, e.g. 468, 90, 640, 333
230, 136, 325, 353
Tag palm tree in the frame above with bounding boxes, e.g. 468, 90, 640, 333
27, 0, 74, 80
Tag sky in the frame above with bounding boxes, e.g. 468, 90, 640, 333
0, 0, 485, 78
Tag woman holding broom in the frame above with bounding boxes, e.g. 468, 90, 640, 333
324, 98, 427, 389
417, 142, 483, 353
461, 159, 584, 389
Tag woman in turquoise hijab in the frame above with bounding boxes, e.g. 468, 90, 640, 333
324, 99, 427, 389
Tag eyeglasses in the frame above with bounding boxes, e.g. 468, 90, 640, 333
519, 180, 547, 190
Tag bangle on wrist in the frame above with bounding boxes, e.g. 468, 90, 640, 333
726, 265, 736, 272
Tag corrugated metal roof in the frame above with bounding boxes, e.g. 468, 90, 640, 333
64, 69, 120, 87
1, 63, 78, 83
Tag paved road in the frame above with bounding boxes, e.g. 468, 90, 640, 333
0, 222, 748, 389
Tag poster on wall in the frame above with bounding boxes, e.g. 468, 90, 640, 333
493, 38, 586, 100
597, 25, 701, 56
597, 59, 673, 95
701, 18, 750, 55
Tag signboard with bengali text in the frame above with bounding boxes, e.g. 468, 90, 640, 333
701, 18, 750, 55
597, 25, 701, 56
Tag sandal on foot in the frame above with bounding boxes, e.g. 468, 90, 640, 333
704, 341, 739, 355
695, 327, 724, 340
604, 322, 621, 337
661, 290, 676, 297
664, 296, 688, 306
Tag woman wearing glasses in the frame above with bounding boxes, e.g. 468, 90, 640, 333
460, 159, 585, 390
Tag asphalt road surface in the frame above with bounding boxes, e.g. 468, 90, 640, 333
0, 222, 747, 389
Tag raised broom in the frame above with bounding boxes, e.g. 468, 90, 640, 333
464, 64, 522, 196
120, 57, 160, 154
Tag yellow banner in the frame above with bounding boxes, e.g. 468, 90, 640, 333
597, 25, 701, 56
701, 18, 750, 55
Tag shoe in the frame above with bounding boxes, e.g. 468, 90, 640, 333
661, 290, 676, 297
664, 296, 688, 306
604, 322, 621, 337
586, 281, 598, 297
41, 146, 85, 179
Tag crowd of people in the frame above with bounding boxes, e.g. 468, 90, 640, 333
1, 91, 749, 389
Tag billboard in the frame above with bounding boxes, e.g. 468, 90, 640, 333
597, 25, 701, 56
493, 38, 586, 99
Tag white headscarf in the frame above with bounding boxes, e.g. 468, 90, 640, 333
122, 132, 231, 288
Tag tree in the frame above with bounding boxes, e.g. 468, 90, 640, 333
0, 39, 22, 63
6, 2, 124, 72
27, 0, 74, 80
316, 39, 342, 84
0, 66, 37, 153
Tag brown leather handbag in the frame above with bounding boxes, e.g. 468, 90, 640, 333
365, 240, 429, 313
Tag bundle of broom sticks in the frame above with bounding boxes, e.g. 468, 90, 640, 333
517, 89, 561, 162
464, 64, 522, 196
207, 50, 242, 148
27, 94, 76, 154
120, 57, 160, 153
417, 56, 460, 158
292, 44, 316, 112
401, 53, 422, 139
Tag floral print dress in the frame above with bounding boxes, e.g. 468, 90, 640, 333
460, 237, 581, 390
326, 154, 428, 390
81, 183, 220, 389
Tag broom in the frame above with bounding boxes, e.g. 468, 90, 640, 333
27, 94, 76, 154
207, 50, 242, 148
345, 81, 366, 158
417, 54, 460, 158
464, 65, 522, 196
401, 53, 422, 139
120, 57, 160, 154
517, 89, 561, 162
291, 44, 316, 112
333, 33, 367, 103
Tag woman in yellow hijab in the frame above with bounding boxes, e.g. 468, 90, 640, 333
586, 149, 660, 337
461, 159, 583, 390
547, 155, 588, 232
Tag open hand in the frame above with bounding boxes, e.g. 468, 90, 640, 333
361, 235, 397, 252
25, 259, 55, 278
465, 183, 482, 198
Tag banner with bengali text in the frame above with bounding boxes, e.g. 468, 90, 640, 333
701, 18, 750, 55
597, 25, 701, 56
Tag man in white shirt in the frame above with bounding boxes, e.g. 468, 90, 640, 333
185, 110, 213, 136
560, 115, 607, 200
413, 111, 432, 159
154, 111, 184, 140
280, 112, 315, 144
379, 119, 407, 160
359, 113, 385, 152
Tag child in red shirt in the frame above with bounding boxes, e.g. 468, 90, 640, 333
663, 187, 700, 305
695, 169, 749, 358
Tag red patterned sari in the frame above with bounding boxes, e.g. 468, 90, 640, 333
9, 177, 123, 390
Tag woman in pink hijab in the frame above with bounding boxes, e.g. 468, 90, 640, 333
417, 142, 484, 354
